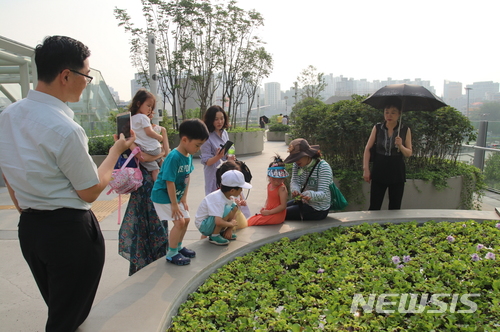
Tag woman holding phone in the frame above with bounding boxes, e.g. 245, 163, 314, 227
200, 105, 235, 195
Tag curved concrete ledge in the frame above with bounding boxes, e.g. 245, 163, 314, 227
79, 209, 499, 332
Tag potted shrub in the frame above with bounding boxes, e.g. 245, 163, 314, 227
167, 124, 265, 157
228, 127, 265, 155
289, 96, 484, 210
267, 123, 290, 141
88, 134, 114, 166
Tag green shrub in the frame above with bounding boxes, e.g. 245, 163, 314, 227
484, 153, 500, 191
227, 127, 264, 133
268, 123, 290, 132
88, 134, 114, 155
289, 96, 484, 209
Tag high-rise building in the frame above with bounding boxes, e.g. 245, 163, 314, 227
107, 85, 120, 103
130, 73, 166, 114
443, 81, 462, 100
264, 82, 281, 114
466, 81, 500, 102
443, 81, 464, 112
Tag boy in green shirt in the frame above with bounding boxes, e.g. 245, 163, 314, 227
151, 119, 209, 265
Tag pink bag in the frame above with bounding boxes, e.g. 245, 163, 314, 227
107, 147, 143, 195
107, 147, 143, 225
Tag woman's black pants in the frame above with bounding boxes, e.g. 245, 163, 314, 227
285, 200, 330, 221
19, 208, 105, 332
369, 181, 405, 210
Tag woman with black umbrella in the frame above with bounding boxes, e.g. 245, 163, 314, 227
362, 97, 412, 210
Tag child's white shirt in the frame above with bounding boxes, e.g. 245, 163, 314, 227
195, 189, 234, 229
131, 113, 161, 151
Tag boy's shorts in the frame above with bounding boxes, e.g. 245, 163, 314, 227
153, 202, 190, 221
198, 203, 236, 236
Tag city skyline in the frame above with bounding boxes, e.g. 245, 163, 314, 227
1, 0, 498, 102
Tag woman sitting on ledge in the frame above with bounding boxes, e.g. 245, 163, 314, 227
284, 138, 333, 221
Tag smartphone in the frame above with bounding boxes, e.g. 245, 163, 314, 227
221, 140, 234, 155
116, 112, 131, 138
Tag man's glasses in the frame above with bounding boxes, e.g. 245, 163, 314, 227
70, 69, 93, 84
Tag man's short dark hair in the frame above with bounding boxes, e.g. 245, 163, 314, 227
35, 36, 91, 84
179, 119, 209, 141
220, 185, 241, 193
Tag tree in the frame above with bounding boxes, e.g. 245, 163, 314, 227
115, 0, 271, 125
217, 2, 266, 126
296, 65, 326, 100
241, 47, 273, 129
473, 101, 500, 121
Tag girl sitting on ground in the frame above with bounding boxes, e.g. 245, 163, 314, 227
247, 155, 289, 226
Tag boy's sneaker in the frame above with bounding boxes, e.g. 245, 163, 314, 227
179, 247, 196, 258
166, 253, 190, 265
208, 235, 229, 246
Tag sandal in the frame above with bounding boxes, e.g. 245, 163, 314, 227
220, 229, 237, 241
179, 247, 196, 258
166, 253, 190, 266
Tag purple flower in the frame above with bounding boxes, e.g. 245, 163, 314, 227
317, 268, 325, 273
496, 223, 500, 230
462, 224, 467, 228
447, 235, 455, 242
471, 253, 481, 261
403, 255, 411, 263
485, 252, 496, 260
391, 256, 401, 264
476, 244, 485, 251
397, 264, 404, 269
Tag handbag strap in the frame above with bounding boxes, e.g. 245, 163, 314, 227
300, 159, 320, 193
120, 146, 141, 170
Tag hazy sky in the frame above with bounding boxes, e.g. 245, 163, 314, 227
1, 0, 498, 101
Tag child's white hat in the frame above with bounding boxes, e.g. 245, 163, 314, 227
221, 170, 252, 189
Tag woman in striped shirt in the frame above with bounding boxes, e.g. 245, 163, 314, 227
284, 138, 333, 221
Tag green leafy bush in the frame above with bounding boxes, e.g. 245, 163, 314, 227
484, 153, 500, 191
290, 96, 484, 209
88, 134, 114, 155
268, 123, 290, 132
168, 220, 500, 331
227, 127, 264, 133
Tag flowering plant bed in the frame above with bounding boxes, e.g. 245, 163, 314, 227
168, 220, 500, 331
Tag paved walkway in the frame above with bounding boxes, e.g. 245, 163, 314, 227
1, 140, 499, 331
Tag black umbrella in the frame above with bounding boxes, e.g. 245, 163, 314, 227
362, 83, 447, 140
362, 83, 446, 112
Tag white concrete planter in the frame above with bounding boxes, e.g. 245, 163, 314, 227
228, 131, 264, 155
340, 176, 464, 211
266, 131, 286, 141
285, 133, 293, 145
169, 131, 264, 157
169, 136, 201, 158
91, 155, 107, 167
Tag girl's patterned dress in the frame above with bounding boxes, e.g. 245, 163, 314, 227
119, 166, 169, 275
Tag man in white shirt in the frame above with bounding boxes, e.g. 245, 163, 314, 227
0, 36, 135, 332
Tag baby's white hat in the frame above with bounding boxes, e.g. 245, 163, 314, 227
221, 170, 252, 189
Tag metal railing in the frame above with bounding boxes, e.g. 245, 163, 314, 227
459, 120, 500, 193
